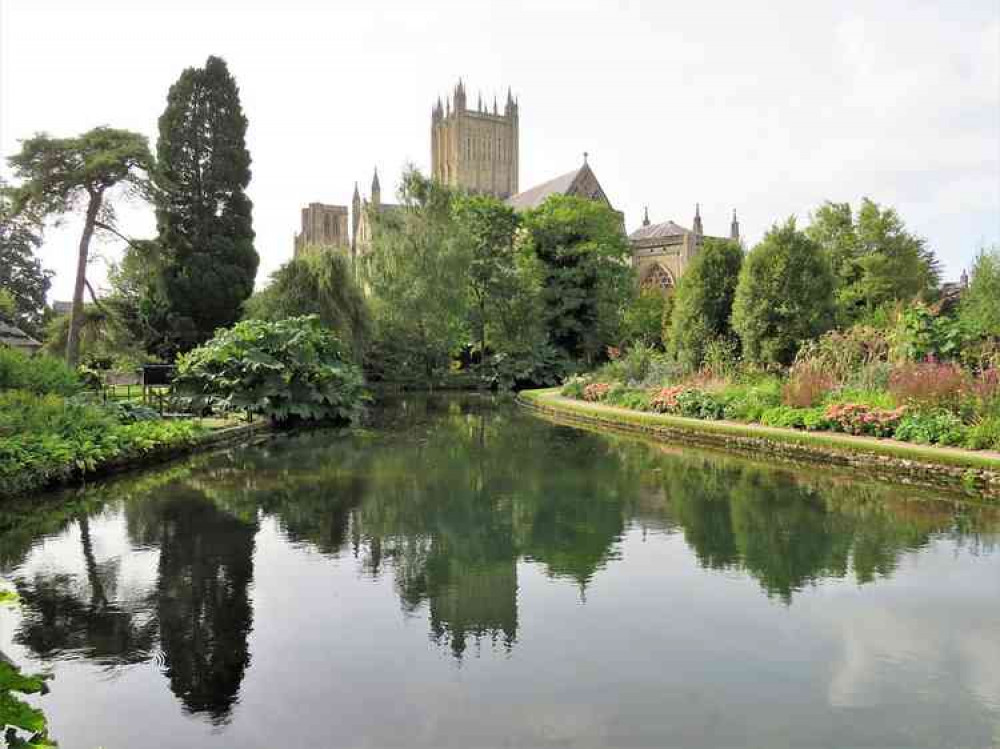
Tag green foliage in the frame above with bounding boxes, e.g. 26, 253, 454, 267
894, 410, 967, 446
0, 390, 205, 497
485, 343, 572, 391
362, 170, 472, 381
244, 246, 370, 359
0, 348, 81, 396
675, 389, 725, 420
668, 238, 743, 371
155, 55, 259, 355
808, 198, 940, 324
0, 183, 51, 337
1, 659, 56, 748
965, 417, 1000, 451
175, 316, 366, 425
622, 288, 669, 349
760, 405, 830, 430
518, 194, 634, 364
732, 218, 836, 367
7, 127, 153, 366
42, 302, 145, 367
892, 304, 968, 361
452, 193, 521, 360
959, 246, 1000, 338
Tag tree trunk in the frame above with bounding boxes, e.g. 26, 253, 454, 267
66, 190, 103, 366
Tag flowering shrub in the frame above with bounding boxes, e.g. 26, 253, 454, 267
888, 358, 969, 412
649, 386, 686, 413
582, 382, 611, 402
824, 403, 907, 437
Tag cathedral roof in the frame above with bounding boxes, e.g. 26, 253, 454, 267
505, 167, 585, 211
629, 220, 691, 241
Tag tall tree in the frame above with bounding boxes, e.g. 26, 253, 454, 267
156, 55, 258, 354
7, 128, 152, 364
0, 183, 52, 336
519, 195, 633, 364
732, 218, 835, 367
362, 169, 472, 379
668, 238, 743, 371
452, 194, 520, 363
808, 198, 939, 324
959, 245, 1000, 338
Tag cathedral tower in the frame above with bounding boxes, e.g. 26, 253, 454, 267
432, 80, 519, 199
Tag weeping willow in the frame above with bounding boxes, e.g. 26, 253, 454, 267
243, 246, 371, 359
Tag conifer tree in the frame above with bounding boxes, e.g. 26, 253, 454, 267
155, 55, 258, 354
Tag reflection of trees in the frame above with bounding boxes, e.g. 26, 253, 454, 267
128, 488, 257, 723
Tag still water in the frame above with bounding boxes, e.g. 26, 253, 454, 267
1, 394, 999, 749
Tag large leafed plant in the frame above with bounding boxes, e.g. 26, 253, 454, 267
175, 316, 367, 425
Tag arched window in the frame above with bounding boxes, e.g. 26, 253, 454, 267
641, 264, 675, 294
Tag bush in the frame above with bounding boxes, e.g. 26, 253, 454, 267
561, 376, 587, 399
965, 417, 1000, 451
174, 316, 367, 425
582, 382, 611, 402
824, 403, 906, 437
719, 380, 782, 422
894, 410, 967, 446
649, 386, 686, 413
0, 348, 81, 396
676, 389, 725, 420
761, 405, 829, 430
604, 385, 651, 411
888, 358, 969, 412
793, 326, 890, 384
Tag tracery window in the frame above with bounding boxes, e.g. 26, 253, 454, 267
641, 264, 675, 294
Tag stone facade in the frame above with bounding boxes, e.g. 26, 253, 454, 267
630, 206, 740, 294
294, 202, 350, 257
432, 80, 519, 199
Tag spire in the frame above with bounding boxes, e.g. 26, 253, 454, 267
371, 167, 381, 207
353, 181, 360, 202
583, 151, 589, 165
454, 78, 466, 111
643, 205, 650, 226
693, 203, 703, 236
478, 92, 483, 111
730, 209, 740, 241
493, 95, 498, 115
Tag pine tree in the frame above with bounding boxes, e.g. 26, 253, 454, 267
156, 55, 258, 354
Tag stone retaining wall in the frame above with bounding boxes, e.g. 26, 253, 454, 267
517, 393, 1000, 500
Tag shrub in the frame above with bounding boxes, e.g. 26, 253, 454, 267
888, 358, 969, 412
824, 403, 906, 437
702, 336, 741, 380
0, 348, 81, 396
720, 380, 782, 422
782, 362, 836, 407
894, 410, 967, 446
605, 386, 651, 411
760, 405, 828, 430
649, 386, 686, 414
561, 377, 587, 399
676, 389, 725, 420
965, 417, 1000, 451
582, 382, 611, 402
174, 316, 367, 425
618, 342, 657, 384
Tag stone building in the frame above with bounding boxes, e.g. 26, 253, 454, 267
432, 80, 519, 199
294, 202, 350, 257
352, 167, 403, 258
630, 206, 740, 294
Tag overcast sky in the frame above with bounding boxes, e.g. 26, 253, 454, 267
2, 0, 998, 301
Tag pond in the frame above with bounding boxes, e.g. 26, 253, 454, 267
1, 394, 999, 749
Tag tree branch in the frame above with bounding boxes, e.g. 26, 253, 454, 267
93, 220, 146, 251
84, 278, 109, 315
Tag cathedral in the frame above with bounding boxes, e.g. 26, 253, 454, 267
292, 78, 739, 290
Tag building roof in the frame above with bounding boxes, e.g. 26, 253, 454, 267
0, 321, 43, 351
506, 167, 583, 211
629, 220, 691, 241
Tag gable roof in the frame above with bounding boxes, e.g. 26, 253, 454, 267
629, 220, 691, 241
505, 167, 583, 211
0, 321, 42, 351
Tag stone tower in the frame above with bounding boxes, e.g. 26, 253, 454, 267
432, 80, 519, 199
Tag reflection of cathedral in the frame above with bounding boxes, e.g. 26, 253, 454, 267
429, 561, 517, 657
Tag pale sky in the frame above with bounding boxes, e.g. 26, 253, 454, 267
2, 0, 998, 302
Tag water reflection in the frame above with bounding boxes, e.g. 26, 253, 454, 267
0, 393, 997, 736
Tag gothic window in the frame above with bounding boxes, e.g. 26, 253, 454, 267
641, 264, 675, 294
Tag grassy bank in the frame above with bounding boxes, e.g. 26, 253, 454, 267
518, 388, 1000, 497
